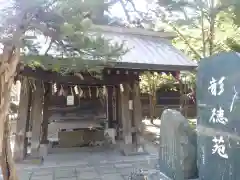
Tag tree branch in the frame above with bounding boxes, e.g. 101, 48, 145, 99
168, 23, 202, 59
119, 0, 131, 22
44, 39, 54, 55
127, 0, 145, 18
200, 6, 206, 57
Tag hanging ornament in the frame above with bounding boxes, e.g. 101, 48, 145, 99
128, 84, 132, 92
88, 87, 92, 98
103, 86, 107, 96
53, 83, 57, 93
120, 84, 124, 92
96, 87, 99, 98
58, 85, 64, 96
74, 86, 79, 95
79, 87, 83, 97
32, 80, 36, 91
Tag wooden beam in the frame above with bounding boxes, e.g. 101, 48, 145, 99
20, 67, 139, 85
30, 80, 44, 157
14, 78, 30, 161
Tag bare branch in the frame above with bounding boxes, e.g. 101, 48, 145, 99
127, 0, 145, 18
44, 39, 54, 55
119, 0, 131, 22
168, 23, 202, 59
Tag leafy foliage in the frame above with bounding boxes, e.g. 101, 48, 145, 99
140, 72, 177, 120
180, 72, 196, 90
220, 0, 240, 26
223, 0, 240, 52
153, 0, 240, 59
23, 55, 120, 75
0, 0, 127, 73
140, 72, 176, 95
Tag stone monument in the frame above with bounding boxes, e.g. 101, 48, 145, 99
197, 52, 240, 180
159, 109, 198, 180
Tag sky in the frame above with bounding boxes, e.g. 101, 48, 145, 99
0, 0, 149, 54
0, 0, 148, 17
110, 0, 148, 19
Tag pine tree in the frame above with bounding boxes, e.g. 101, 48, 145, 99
0, 1, 125, 179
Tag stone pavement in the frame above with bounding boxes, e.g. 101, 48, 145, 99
16, 145, 169, 180
18, 158, 159, 180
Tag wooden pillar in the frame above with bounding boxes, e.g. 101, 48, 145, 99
112, 86, 117, 125
120, 84, 132, 144
24, 89, 32, 157
107, 86, 114, 128
132, 81, 142, 146
40, 83, 51, 144
30, 80, 44, 157
116, 86, 121, 139
14, 78, 30, 161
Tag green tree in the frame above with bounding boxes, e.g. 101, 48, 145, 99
139, 72, 176, 123
224, 0, 240, 52
116, 0, 240, 55
0, 1, 125, 179
152, 0, 240, 59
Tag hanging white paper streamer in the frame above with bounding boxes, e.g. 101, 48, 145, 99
74, 86, 79, 94
120, 84, 124, 92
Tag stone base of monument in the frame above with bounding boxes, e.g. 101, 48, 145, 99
121, 144, 148, 156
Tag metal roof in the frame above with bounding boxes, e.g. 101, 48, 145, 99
103, 32, 197, 71
21, 25, 197, 72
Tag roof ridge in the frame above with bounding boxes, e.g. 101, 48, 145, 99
90, 25, 177, 39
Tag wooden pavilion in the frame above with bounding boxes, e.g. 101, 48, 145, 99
13, 25, 197, 161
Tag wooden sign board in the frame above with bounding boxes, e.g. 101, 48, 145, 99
67, 95, 74, 106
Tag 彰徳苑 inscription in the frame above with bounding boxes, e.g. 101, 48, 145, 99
208, 77, 225, 96
209, 107, 228, 125
208, 76, 228, 159
212, 136, 228, 159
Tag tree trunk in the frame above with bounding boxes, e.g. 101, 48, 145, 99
0, 82, 18, 180
149, 94, 155, 124
152, 93, 156, 119
1, 117, 18, 180
209, 0, 216, 56
178, 79, 185, 115
200, 6, 206, 57
209, 16, 215, 56
0, 47, 21, 180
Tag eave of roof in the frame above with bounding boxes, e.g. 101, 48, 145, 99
94, 28, 197, 71
20, 25, 197, 72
